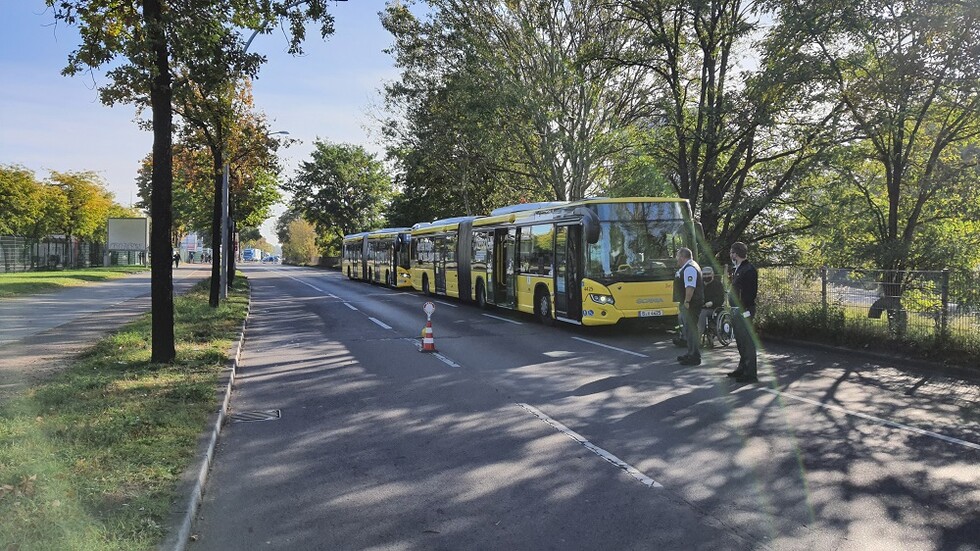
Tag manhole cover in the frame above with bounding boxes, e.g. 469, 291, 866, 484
228, 410, 281, 423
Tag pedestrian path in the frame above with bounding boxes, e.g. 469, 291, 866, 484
0, 265, 211, 400
0, 265, 208, 346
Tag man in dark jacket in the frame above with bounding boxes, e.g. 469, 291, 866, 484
727, 242, 758, 382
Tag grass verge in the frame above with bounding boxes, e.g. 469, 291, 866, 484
0, 275, 248, 550
0, 267, 150, 298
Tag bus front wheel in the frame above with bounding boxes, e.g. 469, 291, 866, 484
536, 289, 554, 326
476, 279, 488, 309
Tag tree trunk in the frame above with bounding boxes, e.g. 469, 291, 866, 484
209, 154, 223, 307
144, 0, 175, 363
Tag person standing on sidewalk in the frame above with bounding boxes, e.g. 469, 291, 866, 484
674, 247, 704, 365
727, 242, 758, 382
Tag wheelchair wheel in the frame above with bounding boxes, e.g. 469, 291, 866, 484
716, 310, 734, 346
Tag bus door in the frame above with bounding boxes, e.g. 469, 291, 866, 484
493, 228, 516, 306
556, 225, 583, 321
435, 236, 447, 294
554, 226, 570, 319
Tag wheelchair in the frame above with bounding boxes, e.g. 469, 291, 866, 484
701, 307, 735, 348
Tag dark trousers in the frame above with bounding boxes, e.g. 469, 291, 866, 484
680, 304, 701, 359
731, 307, 757, 377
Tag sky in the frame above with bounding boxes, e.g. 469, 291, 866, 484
0, 1, 402, 247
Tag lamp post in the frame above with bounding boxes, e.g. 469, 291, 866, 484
220, 130, 289, 297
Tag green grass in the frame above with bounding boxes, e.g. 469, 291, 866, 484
0, 276, 248, 550
0, 267, 149, 298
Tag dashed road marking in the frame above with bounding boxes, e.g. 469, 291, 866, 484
369, 317, 392, 330
344, 303, 358, 311
434, 300, 458, 308
518, 403, 662, 488
482, 313, 523, 325
433, 353, 460, 368
571, 336, 648, 358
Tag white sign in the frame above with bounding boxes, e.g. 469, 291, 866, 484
107, 217, 149, 251
423, 302, 436, 319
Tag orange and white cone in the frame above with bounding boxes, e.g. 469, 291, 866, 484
421, 320, 436, 352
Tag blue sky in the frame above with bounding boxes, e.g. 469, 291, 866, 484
0, 1, 401, 245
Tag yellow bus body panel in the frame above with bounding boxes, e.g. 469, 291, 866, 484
580, 278, 678, 326
515, 274, 554, 315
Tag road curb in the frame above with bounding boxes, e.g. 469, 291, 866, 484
762, 336, 980, 382
158, 296, 251, 551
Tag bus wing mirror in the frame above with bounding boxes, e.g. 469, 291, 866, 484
575, 207, 601, 244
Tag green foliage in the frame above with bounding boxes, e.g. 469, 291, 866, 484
0, 166, 132, 246
285, 141, 393, 242
770, 0, 980, 273
280, 217, 320, 265
48, 171, 115, 243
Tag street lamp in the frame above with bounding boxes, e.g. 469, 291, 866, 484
220, 130, 290, 297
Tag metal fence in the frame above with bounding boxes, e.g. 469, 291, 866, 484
756, 267, 980, 357
0, 236, 108, 273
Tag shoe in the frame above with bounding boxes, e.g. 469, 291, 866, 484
679, 355, 701, 366
672, 338, 687, 348
726, 370, 743, 378
677, 354, 690, 362
734, 375, 758, 383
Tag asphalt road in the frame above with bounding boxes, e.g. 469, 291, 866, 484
191, 265, 980, 551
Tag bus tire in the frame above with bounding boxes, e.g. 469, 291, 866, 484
476, 279, 488, 309
536, 287, 554, 326
422, 274, 431, 296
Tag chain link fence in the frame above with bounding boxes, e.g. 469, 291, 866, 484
756, 266, 980, 360
0, 236, 108, 273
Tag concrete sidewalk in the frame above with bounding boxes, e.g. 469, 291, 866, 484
0, 264, 211, 399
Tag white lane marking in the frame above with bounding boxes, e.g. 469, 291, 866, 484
344, 303, 358, 311
434, 300, 458, 308
398, 337, 461, 367
518, 403, 662, 488
760, 387, 980, 451
482, 313, 523, 325
327, 293, 340, 299
402, 337, 422, 351
369, 317, 392, 330
571, 336, 649, 358
277, 270, 326, 294
433, 353, 460, 368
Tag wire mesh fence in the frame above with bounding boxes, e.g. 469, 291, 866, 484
0, 236, 108, 273
756, 266, 980, 359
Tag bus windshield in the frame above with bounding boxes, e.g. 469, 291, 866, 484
585, 202, 692, 283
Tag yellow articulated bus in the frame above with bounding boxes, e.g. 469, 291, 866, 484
408, 198, 698, 326
342, 228, 413, 288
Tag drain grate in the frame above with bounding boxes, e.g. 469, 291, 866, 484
228, 409, 281, 423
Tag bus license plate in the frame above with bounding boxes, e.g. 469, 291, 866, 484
639, 310, 663, 317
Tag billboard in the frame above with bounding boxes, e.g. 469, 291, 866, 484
107, 217, 150, 251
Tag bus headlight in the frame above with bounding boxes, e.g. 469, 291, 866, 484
589, 293, 615, 305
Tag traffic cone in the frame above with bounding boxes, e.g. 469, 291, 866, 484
421, 319, 436, 352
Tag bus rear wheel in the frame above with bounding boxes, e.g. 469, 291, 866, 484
536, 289, 554, 326
476, 279, 488, 309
